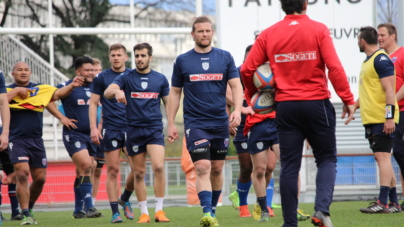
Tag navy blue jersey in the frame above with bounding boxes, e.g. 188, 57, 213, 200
8, 82, 44, 140
91, 68, 130, 130
0, 71, 7, 93
172, 47, 239, 128
57, 79, 92, 134
113, 69, 169, 127
234, 66, 248, 141
372, 53, 395, 79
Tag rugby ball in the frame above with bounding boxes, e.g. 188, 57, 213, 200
253, 63, 275, 91
251, 91, 276, 114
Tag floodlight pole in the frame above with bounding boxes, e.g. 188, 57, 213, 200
196, 0, 202, 16
130, 0, 136, 69
398, 0, 404, 46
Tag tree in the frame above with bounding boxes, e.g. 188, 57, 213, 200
377, 0, 398, 24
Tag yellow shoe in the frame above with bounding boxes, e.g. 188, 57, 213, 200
297, 209, 310, 221
200, 212, 214, 227
212, 216, 219, 226
154, 210, 170, 222
137, 213, 150, 223
252, 203, 261, 220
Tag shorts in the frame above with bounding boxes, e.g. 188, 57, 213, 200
365, 124, 393, 153
126, 126, 164, 156
233, 127, 249, 154
247, 118, 279, 154
0, 151, 14, 175
393, 111, 404, 153
365, 123, 394, 139
62, 131, 97, 157
96, 144, 105, 159
185, 126, 229, 162
8, 138, 47, 168
101, 128, 126, 152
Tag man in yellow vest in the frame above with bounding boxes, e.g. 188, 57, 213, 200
354, 26, 399, 214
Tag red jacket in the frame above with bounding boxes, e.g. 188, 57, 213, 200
390, 47, 404, 111
241, 15, 355, 105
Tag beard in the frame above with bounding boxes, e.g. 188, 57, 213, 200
359, 44, 365, 53
136, 61, 150, 71
195, 39, 212, 49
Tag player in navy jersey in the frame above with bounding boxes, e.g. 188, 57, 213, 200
167, 16, 243, 227
7, 61, 84, 225
89, 44, 135, 223
47, 56, 102, 219
105, 43, 170, 223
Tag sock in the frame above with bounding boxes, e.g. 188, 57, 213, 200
8, 184, 20, 216
237, 180, 252, 206
120, 189, 133, 202
138, 200, 149, 215
92, 197, 96, 206
29, 201, 35, 210
389, 187, 399, 204
78, 176, 94, 211
379, 186, 390, 206
155, 197, 164, 212
211, 190, 221, 215
110, 201, 119, 215
198, 191, 213, 214
266, 178, 274, 208
74, 178, 84, 213
257, 196, 268, 213
22, 208, 31, 217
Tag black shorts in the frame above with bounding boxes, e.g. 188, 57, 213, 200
368, 135, 393, 153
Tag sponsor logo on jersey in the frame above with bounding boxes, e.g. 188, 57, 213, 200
192, 147, 207, 153
202, 62, 209, 70
379, 56, 388, 61
141, 77, 148, 80
112, 140, 118, 147
131, 92, 159, 99
257, 142, 264, 150
42, 158, 47, 166
78, 99, 86, 105
194, 139, 208, 146
133, 145, 139, 152
289, 21, 299, 26
189, 74, 223, 82
241, 142, 248, 149
141, 81, 148, 89
217, 149, 227, 154
274, 51, 316, 63
201, 58, 209, 60
18, 157, 29, 160
75, 141, 81, 148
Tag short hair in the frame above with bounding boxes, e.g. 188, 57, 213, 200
280, 0, 307, 15
245, 45, 253, 54
359, 26, 378, 45
133, 43, 153, 56
377, 23, 398, 42
92, 58, 102, 65
109, 44, 127, 54
192, 16, 212, 32
74, 56, 94, 70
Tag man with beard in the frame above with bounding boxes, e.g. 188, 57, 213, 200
48, 56, 102, 219
89, 44, 135, 223
105, 43, 170, 223
167, 16, 243, 227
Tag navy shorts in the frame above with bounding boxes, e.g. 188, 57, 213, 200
63, 131, 97, 157
185, 126, 229, 160
126, 126, 164, 156
101, 128, 126, 152
96, 144, 105, 159
365, 123, 394, 139
393, 111, 404, 153
9, 138, 47, 168
247, 118, 279, 154
0, 151, 14, 175
234, 128, 249, 154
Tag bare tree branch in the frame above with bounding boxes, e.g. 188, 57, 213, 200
0, 0, 12, 27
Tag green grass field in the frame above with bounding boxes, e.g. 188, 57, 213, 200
2, 201, 403, 226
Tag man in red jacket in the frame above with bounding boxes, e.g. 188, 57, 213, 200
240, 0, 356, 226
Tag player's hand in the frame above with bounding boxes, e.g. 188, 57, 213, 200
72, 76, 84, 87
242, 106, 255, 115
115, 90, 127, 105
384, 119, 395, 135
229, 126, 236, 137
0, 133, 8, 151
60, 117, 78, 130
91, 128, 103, 145
229, 110, 241, 128
1, 176, 10, 185
15, 87, 32, 99
167, 124, 179, 143
342, 104, 356, 125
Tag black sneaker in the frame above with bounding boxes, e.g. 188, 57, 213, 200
359, 201, 391, 214
10, 213, 24, 221
1, 212, 9, 221
311, 211, 334, 227
388, 203, 402, 213
86, 207, 102, 218
73, 210, 87, 219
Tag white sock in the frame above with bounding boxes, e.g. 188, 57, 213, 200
92, 197, 96, 206
155, 197, 164, 212
139, 200, 149, 215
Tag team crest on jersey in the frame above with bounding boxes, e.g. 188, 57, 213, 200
202, 62, 209, 70
133, 145, 139, 153
42, 158, 47, 166
9, 142, 13, 151
75, 141, 81, 148
186, 129, 190, 137
224, 138, 229, 147
65, 135, 70, 142
86, 91, 91, 97
257, 142, 263, 150
102, 129, 106, 137
366, 128, 371, 135
392, 57, 397, 63
141, 81, 148, 89
241, 142, 248, 149
112, 140, 118, 147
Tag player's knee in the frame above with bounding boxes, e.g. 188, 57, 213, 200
16, 170, 29, 183
152, 163, 164, 175
195, 166, 209, 177
107, 167, 119, 179
265, 168, 273, 177
210, 166, 222, 178
254, 167, 266, 179
134, 169, 146, 181
33, 175, 46, 186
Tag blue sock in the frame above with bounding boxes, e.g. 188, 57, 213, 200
78, 176, 94, 211
28, 201, 34, 210
257, 196, 268, 212
237, 180, 252, 206
74, 178, 83, 213
22, 209, 31, 217
110, 202, 119, 215
379, 186, 390, 206
8, 184, 20, 216
389, 187, 398, 204
211, 190, 222, 215
198, 191, 213, 214
266, 178, 274, 208
120, 189, 133, 202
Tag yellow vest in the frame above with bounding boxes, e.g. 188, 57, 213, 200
359, 50, 399, 124
7, 84, 58, 112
